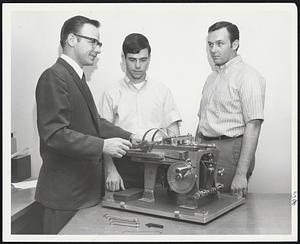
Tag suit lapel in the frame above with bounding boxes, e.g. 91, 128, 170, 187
57, 58, 100, 135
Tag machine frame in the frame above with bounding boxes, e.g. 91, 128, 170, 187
102, 134, 245, 224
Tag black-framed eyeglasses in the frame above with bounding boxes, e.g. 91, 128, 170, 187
73, 33, 102, 48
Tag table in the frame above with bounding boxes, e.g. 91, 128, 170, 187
59, 193, 292, 235
11, 186, 43, 234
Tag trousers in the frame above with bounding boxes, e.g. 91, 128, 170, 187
41, 204, 77, 234
201, 136, 254, 193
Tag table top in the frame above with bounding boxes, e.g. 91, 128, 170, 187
59, 193, 292, 235
11, 187, 36, 222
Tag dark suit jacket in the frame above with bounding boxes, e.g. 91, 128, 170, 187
35, 58, 131, 210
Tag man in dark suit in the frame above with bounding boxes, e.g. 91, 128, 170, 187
35, 15, 139, 234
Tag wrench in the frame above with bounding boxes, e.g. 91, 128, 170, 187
110, 222, 140, 228
104, 214, 138, 222
109, 218, 139, 224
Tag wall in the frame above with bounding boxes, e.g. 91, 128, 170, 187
6, 3, 297, 193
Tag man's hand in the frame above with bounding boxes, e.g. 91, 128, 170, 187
231, 119, 262, 198
106, 168, 125, 192
103, 138, 132, 158
231, 174, 248, 197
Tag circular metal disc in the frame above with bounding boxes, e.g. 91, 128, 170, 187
167, 161, 196, 194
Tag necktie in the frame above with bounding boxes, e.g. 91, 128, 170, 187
81, 73, 98, 113
81, 73, 91, 98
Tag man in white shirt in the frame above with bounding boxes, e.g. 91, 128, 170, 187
196, 21, 266, 197
100, 33, 182, 191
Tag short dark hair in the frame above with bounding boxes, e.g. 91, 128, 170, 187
208, 21, 239, 43
122, 33, 151, 57
60, 15, 100, 48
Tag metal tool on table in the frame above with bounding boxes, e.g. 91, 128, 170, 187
103, 214, 140, 228
102, 130, 246, 224
145, 223, 164, 229
110, 222, 139, 228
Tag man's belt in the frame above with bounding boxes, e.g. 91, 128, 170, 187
199, 133, 243, 141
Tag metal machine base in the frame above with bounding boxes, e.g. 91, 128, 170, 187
102, 189, 245, 224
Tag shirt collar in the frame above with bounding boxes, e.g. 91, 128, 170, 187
124, 73, 149, 84
61, 54, 84, 79
215, 55, 242, 73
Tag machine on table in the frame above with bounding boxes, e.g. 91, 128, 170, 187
102, 129, 245, 224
